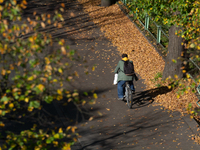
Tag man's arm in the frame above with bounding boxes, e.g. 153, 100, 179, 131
114, 62, 120, 73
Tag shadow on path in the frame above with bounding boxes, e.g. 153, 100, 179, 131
77, 108, 177, 150
131, 86, 172, 108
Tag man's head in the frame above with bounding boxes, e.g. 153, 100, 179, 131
122, 53, 128, 58
121, 53, 129, 61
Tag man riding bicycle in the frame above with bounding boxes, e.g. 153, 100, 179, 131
114, 53, 136, 101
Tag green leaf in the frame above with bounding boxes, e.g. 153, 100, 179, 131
160, 4, 164, 9
17, 83, 22, 88
19, 95, 25, 101
46, 139, 51, 144
191, 83, 196, 88
29, 59, 37, 67
172, 59, 177, 63
23, 138, 27, 142
11, 8, 18, 15
2, 111, 6, 116
70, 50, 75, 56
45, 96, 53, 104
48, 76, 52, 80
54, 133, 59, 139
29, 101, 40, 108
46, 136, 54, 144
20, 63, 26, 68
66, 45, 70, 49
188, 103, 192, 108
181, 91, 184, 95
83, 92, 88, 96
19, 141, 24, 146
1, 96, 8, 102
15, 95, 19, 100
34, 86, 42, 94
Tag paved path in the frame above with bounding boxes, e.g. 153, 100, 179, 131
52, 0, 200, 149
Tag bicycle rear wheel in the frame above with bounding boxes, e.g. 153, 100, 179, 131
125, 82, 133, 109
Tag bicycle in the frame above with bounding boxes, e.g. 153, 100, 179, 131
124, 81, 133, 109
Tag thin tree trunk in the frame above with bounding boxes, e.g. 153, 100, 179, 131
162, 25, 184, 79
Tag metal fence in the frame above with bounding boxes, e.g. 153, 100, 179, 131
120, 0, 169, 51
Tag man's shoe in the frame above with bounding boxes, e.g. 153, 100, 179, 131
132, 91, 135, 94
118, 98, 124, 101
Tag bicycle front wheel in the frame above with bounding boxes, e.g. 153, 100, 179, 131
126, 82, 133, 109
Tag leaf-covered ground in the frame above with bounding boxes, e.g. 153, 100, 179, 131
77, 0, 198, 115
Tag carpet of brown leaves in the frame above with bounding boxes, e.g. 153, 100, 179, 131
77, 0, 198, 115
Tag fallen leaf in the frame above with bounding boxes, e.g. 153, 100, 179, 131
89, 117, 93, 121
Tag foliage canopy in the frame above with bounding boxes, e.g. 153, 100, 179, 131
129, 0, 200, 50
0, 0, 94, 149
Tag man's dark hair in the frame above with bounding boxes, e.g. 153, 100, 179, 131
122, 53, 128, 58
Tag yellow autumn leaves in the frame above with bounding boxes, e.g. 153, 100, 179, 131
66, 126, 77, 133
8, 103, 14, 108
93, 93, 98, 99
61, 46, 67, 55
37, 84, 45, 92
0, 44, 8, 55
27, 74, 37, 81
57, 89, 62, 95
0, 1, 82, 150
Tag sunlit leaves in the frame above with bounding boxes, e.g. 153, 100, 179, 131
8, 103, 14, 108
11, 0, 17, 5
44, 96, 53, 104
174, 74, 178, 79
70, 50, 75, 56
93, 93, 98, 99
182, 70, 186, 73
61, 3, 65, 8
24, 98, 29, 103
1, 69, 6, 76
0, 122, 5, 127
5, 125, 74, 150
1, 96, 9, 102
61, 46, 67, 55
0, 0, 90, 149
92, 65, 96, 71
186, 73, 190, 79
58, 68, 63, 74
53, 133, 59, 139
58, 128, 63, 133
0, 5, 3, 11
88, 116, 93, 121
41, 22, 45, 28
27, 76, 34, 81
57, 89, 62, 95
45, 57, 50, 65
82, 100, 86, 105
29, 101, 40, 109
36, 84, 45, 92
74, 71, 79, 77
71, 126, 77, 133
63, 143, 71, 150
130, 0, 200, 49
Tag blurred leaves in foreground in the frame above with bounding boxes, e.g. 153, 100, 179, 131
0, 0, 96, 149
